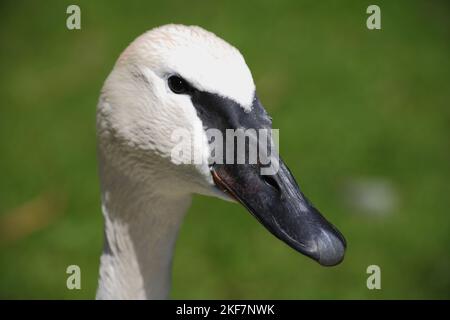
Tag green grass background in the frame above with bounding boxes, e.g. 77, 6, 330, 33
0, 0, 449, 299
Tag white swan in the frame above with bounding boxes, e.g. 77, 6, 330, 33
96, 24, 346, 300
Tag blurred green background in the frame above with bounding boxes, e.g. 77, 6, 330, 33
0, 0, 449, 299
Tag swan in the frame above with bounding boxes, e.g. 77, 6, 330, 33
96, 24, 346, 300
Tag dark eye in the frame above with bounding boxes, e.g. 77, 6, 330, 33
168, 75, 189, 94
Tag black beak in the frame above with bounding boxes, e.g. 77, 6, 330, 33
211, 158, 346, 266
190, 90, 346, 266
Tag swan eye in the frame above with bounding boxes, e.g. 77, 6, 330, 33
168, 75, 189, 94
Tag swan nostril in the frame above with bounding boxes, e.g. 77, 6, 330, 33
262, 175, 281, 193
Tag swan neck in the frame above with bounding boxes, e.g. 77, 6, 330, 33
96, 161, 191, 299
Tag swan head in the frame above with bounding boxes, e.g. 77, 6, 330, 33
97, 24, 346, 266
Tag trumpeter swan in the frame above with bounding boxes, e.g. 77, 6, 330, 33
96, 24, 346, 299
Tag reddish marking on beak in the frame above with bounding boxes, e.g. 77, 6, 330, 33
211, 169, 239, 202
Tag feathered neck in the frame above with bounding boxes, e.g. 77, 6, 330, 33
96, 154, 191, 299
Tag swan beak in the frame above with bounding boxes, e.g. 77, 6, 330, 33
211, 159, 346, 266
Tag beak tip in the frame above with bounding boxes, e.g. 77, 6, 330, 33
314, 230, 346, 266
